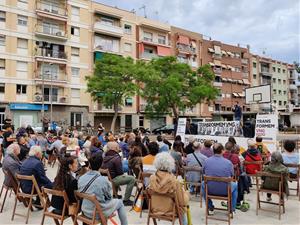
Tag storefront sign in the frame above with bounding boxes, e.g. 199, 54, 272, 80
10, 103, 48, 111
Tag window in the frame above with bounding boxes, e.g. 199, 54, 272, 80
273, 89, 277, 94
71, 6, 80, 16
18, 0, 28, 3
278, 90, 282, 94
124, 43, 132, 52
278, 79, 281, 84
235, 67, 241, 72
253, 74, 257, 79
272, 67, 276, 72
144, 48, 154, 54
0, 59, 5, 69
143, 31, 153, 42
0, 35, 5, 46
101, 17, 114, 26
71, 26, 80, 36
283, 91, 286, 95
17, 15, 28, 26
283, 80, 286, 84
71, 47, 79, 56
273, 100, 276, 104
124, 24, 132, 34
0, 11, 6, 22
71, 88, 80, 98
16, 84, 26, 94
284, 101, 287, 105
0, 83, 4, 93
283, 69, 286, 73
253, 62, 256, 68
278, 68, 281, 73
158, 35, 166, 45
17, 61, 27, 71
272, 78, 276, 83
279, 101, 282, 106
125, 98, 133, 107
71, 67, 80, 77
17, 38, 28, 49
139, 116, 144, 127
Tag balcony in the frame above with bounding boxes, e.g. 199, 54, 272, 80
212, 54, 222, 59
142, 37, 171, 47
242, 72, 249, 78
213, 82, 223, 87
176, 43, 196, 54
34, 73, 67, 86
141, 52, 159, 60
213, 68, 222, 74
94, 103, 122, 112
139, 103, 147, 112
241, 58, 248, 64
35, 49, 67, 64
94, 45, 121, 55
260, 68, 272, 77
94, 22, 123, 37
34, 94, 68, 104
289, 84, 297, 90
35, 24, 67, 41
36, 1, 67, 21
189, 61, 198, 68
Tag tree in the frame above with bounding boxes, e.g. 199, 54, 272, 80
136, 56, 219, 124
86, 53, 138, 132
293, 61, 300, 73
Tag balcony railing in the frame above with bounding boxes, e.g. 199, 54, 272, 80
143, 37, 153, 42
213, 54, 222, 59
241, 58, 248, 64
34, 94, 68, 103
176, 43, 196, 54
36, 24, 67, 39
213, 82, 223, 87
35, 49, 67, 60
94, 45, 120, 54
94, 22, 123, 36
213, 68, 222, 74
35, 73, 67, 82
36, 1, 67, 17
141, 52, 159, 60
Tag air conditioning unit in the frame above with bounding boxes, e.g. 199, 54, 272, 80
35, 95, 43, 102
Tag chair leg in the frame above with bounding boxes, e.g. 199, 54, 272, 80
153, 218, 158, 225
146, 215, 150, 225
256, 190, 259, 216
139, 196, 144, 218
40, 212, 46, 225
0, 185, 4, 199
25, 197, 33, 224
0, 187, 9, 213
11, 196, 18, 221
199, 187, 202, 208
53, 218, 60, 225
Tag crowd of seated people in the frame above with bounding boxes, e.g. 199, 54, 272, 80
0, 120, 299, 224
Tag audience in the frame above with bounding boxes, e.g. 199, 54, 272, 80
200, 140, 213, 158
185, 142, 207, 183
170, 140, 185, 174
223, 142, 241, 176
90, 136, 103, 156
2, 124, 16, 151
78, 152, 128, 225
202, 143, 238, 214
133, 136, 148, 157
282, 140, 299, 179
17, 136, 30, 161
102, 142, 135, 206
83, 135, 92, 154
148, 152, 189, 225
184, 136, 195, 155
128, 145, 143, 178
262, 151, 289, 202
157, 135, 169, 153
255, 136, 270, 155
19, 146, 53, 196
2, 143, 21, 187
162, 134, 172, 150
51, 156, 78, 215
142, 142, 159, 165
242, 139, 262, 174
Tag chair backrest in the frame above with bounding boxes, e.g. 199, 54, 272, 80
42, 188, 69, 216
3, 169, 18, 191
182, 166, 202, 181
284, 163, 300, 180
15, 174, 44, 207
256, 171, 284, 192
204, 176, 233, 196
74, 191, 107, 225
243, 160, 264, 173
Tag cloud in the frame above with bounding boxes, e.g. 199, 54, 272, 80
94, 0, 300, 63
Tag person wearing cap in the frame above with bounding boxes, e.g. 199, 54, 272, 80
184, 136, 196, 155
242, 139, 262, 175
200, 140, 214, 158
102, 142, 135, 206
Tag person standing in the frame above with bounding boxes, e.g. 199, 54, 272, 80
232, 101, 242, 122
42, 116, 49, 134
2, 124, 16, 154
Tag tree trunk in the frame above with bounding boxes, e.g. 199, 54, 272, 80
111, 103, 119, 133
172, 106, 179, 137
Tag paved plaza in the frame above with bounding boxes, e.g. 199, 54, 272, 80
0, 163, 299, 225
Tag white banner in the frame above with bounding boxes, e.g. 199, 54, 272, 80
197, 121, 242, 137
176, 118, 187, 142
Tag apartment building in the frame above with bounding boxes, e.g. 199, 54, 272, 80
201, 39, 252, 120
288, 65, 299, 107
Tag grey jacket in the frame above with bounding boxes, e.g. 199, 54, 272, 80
2, 154, 21, 187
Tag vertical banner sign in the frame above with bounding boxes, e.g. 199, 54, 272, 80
176, 118, 187, 142
255, 114, 278, 152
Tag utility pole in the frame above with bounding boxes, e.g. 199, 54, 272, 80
139, 5, 147, 18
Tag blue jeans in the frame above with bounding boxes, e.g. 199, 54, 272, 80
115, 199, 128, 225
201, 182, 238, 211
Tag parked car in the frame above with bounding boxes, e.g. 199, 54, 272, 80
133, 127, 151, 135
152, 124, 175, 135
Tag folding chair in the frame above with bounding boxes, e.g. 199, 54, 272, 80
284, 163, 300, 200
243, 160, 264, 186
99, 168, 118, 198
204, 176, 233, 225
11, 174, 45, 224
0, 169, 14, 213
256, 171, 285, 220
182, 166, 203, 207
146, 189, 183, 225
74, 191, 117, 225
41, 188, 77, 225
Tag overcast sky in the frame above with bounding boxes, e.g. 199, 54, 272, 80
95, 0, 299, 63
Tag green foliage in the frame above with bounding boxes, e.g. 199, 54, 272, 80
293, 61, 300, 73
136, 56, 218, 119
86, 53, 138, 110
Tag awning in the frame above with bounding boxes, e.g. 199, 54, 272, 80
214, 45, 221, 55
221, 50, 227, 55
214, 60, 222, 67
209, 62, 215, 66
227, 51, 234, 57
157, 46, 171, 56
227, 78, 233, 82
239, 93, 245, 97
232, 93, 239, 97
238, 80, 244, 84
242, 79, 251, 85
222, 77, 228, 81
221, 64, 227, 69
178, 35, 190, 45
191, 41, 196, 48
208, 48, 214, 53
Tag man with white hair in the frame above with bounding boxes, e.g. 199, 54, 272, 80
2, 143, 21, 187
19, 146, 53, 195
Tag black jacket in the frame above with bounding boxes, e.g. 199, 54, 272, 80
102, 150, 123, 179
